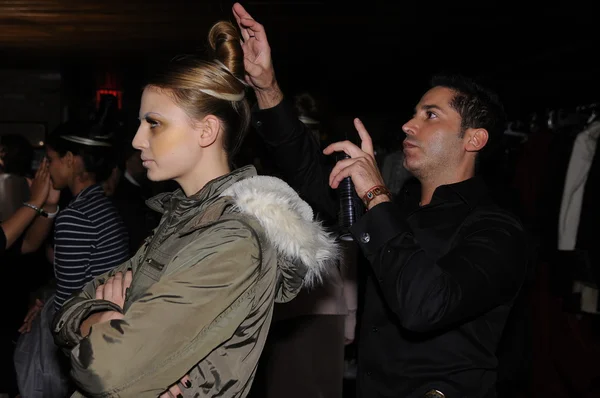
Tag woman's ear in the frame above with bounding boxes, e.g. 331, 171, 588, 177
198, 115, 221, 148
64, 151, 74, 168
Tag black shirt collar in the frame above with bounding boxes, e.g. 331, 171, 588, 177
403, 176, 488, 210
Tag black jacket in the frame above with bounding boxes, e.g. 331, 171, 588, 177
252, 100, 528, 398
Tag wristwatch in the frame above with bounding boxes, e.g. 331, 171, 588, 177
362, 185, 392, 207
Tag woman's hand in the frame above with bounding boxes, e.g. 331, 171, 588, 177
95, 271, 133, 309
79, 271, 133, 337
159, 375, 192, 398
28, 159, 51, 208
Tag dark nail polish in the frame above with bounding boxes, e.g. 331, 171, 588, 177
177, 394, 183, 398
184, 380, 192, 388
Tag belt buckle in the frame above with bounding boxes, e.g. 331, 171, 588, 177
423, 389, 445, 398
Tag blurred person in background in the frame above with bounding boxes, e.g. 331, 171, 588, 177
13, 120, 129, 398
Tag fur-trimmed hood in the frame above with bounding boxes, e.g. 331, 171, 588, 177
146, 165, 340, 303
221, 174, 339, 302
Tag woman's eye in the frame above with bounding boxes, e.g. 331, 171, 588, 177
146, 118, 160, 129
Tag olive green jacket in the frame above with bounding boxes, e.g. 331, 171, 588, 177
52, 165, 339, 397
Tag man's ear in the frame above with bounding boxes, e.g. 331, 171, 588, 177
198, 115, 221, 148
464, 128, 489, 152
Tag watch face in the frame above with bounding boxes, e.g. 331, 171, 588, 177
423, 390, 445, 398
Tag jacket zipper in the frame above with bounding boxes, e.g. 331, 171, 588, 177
146, 257, 165, 271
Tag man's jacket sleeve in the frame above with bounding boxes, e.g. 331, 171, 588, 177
252, 100, 338, 222
351, 202, 528, 333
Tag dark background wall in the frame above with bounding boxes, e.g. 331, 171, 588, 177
0, 0, 597, 145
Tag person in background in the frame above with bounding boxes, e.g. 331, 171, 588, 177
13, 120, 129, 398
0, 133, 47, 397
108, 143, 160, 255
0, 134, 34, 221
0, 158, 59, 256
0, 134, 58, 255
0, 156, 57, 398
41, 120, 130, 312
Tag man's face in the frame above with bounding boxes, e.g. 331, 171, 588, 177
401, 86, 467, 180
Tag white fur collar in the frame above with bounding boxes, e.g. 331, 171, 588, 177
221, 175, 339, 287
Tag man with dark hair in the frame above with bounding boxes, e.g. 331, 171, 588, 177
232, 3, 528, 397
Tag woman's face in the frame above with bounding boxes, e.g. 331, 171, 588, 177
46, 148, 70, 190
133, 87, 204, 184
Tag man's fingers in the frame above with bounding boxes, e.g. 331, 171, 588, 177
238, 22, 252, 42
322, 120, 375, 159
233, 2, 255, 28
354, 118, 375, 157
232, 2, 243, 21
329, 162, 356, 190
323, 140, 364, 158
248, 21, 267, 42
233, 3, 256, 41
240, 18, 262, 38
328, 157, 357, 187
232, 2, 248, 22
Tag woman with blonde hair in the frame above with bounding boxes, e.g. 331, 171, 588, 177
52, 20, 338, 398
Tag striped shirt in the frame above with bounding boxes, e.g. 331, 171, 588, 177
53, 184, 129, 310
